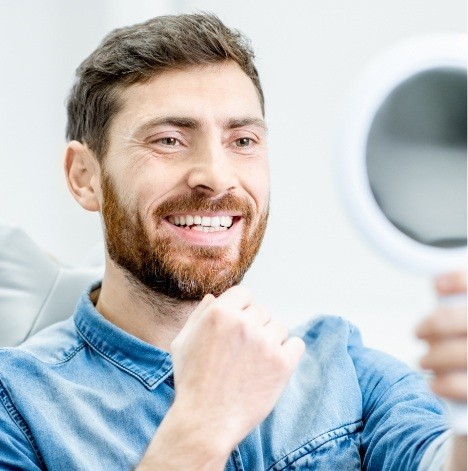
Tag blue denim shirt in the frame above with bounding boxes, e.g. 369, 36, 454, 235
0, 283, 450, 470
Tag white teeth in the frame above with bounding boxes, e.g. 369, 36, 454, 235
168, 214, 234, 230
220, 216, 233, 227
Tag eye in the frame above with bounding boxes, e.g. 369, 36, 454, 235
157, 137, 180, 146
235, 137, 253, 148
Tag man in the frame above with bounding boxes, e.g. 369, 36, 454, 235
0, 13, 466, 470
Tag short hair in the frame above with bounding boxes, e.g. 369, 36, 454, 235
65, 13, 264, 162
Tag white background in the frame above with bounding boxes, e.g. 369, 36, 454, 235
0, 0, 465, 366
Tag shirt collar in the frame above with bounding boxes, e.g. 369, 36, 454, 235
74, 282, 173, 390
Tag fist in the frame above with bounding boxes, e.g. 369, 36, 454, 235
169, 286, 305, 453
416, 272, 467, 401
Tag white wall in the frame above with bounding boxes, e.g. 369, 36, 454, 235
0, 0, 465, 366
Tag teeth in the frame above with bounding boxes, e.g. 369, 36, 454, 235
168, 215, 234, 229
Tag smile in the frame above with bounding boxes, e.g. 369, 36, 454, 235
167, 214, 235, 233
163, 213, 242, 246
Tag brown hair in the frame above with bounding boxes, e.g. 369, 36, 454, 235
65, 13, 264, 161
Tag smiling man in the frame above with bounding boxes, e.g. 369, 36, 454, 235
0, 13, 466, 471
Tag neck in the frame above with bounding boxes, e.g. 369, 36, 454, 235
95, 259, 197, 351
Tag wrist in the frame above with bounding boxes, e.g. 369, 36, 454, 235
137, 399, 232, 471
169, 396, 235, 456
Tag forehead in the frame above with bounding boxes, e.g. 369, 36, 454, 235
113, 61, 264, 130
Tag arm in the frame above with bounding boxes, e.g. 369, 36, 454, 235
136, 402, 230, 470
136, 287, 305, 470
0, 381, 44, 470
347, 326, 449, 470
416, 272, 467, 471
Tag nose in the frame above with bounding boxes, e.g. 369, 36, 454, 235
187, 143, 238, 197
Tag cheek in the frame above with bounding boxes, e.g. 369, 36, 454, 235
243, 162, 270, 211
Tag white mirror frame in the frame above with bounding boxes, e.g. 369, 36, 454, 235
337, 33, 467, 276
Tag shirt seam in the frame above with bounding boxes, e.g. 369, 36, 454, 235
267, 419, 363, 471
231, 446, 244, 471
75, 324, 171, 388
0, 342, 86, 366
0, 379, 46, 470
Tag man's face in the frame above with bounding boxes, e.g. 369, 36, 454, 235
99, 61, 270, 300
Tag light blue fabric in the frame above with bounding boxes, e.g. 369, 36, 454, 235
0, 282, 449, 470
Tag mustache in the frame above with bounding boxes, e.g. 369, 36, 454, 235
152, 192, 254, 222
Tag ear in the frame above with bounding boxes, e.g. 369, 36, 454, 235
64, 141, 101, 212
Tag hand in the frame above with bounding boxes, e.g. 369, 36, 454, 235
169, 286, 305, 454
416, 271, 467, 402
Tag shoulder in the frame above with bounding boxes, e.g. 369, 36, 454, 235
295, 315, 423, 393
293, 314, 361, 349
0, 317, 85, 369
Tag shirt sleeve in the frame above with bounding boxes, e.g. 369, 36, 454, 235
346, 323, 450, 471
0, 382, 43, 470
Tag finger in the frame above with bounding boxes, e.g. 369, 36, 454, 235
420, 339, 467, 371
431, 371, 467, 401
187, 293, 216, 322
281, 336, 306, 370
416, 309, 467, 339
243, 304, 271, 326
435, 271, 467, 296
198, 293, 216, 310
263, 320, 289, 345
215, 285, 252, 311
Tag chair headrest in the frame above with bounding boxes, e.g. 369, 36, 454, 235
0, 222, 104, 346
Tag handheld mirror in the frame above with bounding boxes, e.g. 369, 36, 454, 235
338, 34, 467, 434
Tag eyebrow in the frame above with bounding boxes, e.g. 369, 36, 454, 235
225, 117, 268, 133
135, 115, 268, 136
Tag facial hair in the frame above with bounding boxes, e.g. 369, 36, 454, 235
101, 172, 269, 301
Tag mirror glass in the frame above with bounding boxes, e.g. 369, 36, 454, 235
366, 68, 467, 248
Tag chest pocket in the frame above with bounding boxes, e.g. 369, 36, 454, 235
269, 422, 363, 471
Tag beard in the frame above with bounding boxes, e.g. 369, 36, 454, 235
101, 172, 268, 301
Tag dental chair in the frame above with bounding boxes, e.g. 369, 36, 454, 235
0, 222, 104, 347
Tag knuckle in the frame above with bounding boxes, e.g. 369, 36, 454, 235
203, 304, 228, 328
432, 374, 467, 398
236, 316, 253, 339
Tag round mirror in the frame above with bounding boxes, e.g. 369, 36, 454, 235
367, 68, 467, 249
338, 34, 467, 275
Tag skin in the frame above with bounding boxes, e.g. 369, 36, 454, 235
64, 60, 466, 470
417, 272, 467, 471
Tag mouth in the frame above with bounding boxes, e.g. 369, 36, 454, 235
166, 214, 240, 232
163, 213, 243, 246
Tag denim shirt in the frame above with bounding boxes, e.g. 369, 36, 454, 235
0, 283, 450, 470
